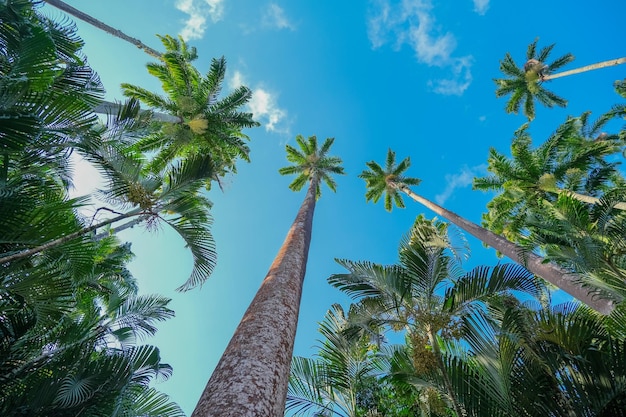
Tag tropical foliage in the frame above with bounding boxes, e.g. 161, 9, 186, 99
0, 1, 246, 413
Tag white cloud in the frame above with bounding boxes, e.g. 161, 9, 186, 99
367, 0, 473, 95
472, 0, 489, 15
262, 3, 296, 30
230, 71, 290, 135
435, 165, 486, 205
176, 0, 224, 41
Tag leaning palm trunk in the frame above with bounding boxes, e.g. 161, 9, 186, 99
93, 101, 181, 123
543, 57, 626, 81
43, 0, 162, 59
552, 188, 626, 210
0, 208, 141, 264
394, 183, 614, 315
192, 178, 318, 417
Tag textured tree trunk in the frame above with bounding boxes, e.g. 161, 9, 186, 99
192, 179, 318, 417
543, 57, 626, 81
43, 0, 162, 59
395, 183, 614, 315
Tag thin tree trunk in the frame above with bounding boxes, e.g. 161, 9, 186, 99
0, 209, 142, 264
553, 188, 626, 210
395, 183, 614, 315
93, 101, 182, 124
192, 179, 318, 417
543, 57, 626, 81
43, 0, 162, 59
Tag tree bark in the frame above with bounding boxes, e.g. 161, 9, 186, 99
43, 0, 162, 59
191, 179, 318, 417
543, 57, 626, 81
395, 183, 614, 315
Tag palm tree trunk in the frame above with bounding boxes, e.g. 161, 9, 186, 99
553, 188, 626, 210
43, 0, 162, 59
192, 178, 318, 417
0, 209, 142, 264
93, 101, 182, 124
543, 57, 626, 81
394, 183, 614, 315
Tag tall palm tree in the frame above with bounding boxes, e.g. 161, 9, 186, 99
191, 135, 344, 417
121, 35, 259, 187
329, 216, 544, 417
494, 39, 625, 120
359, 149, 613, 314
43, 0, 162, 58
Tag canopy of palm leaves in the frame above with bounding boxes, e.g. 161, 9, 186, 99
278, 134, 345, 197
474, 114, 626, 304
359, 148, 421, 211
121, 35, 260, 188
494, 39, 574, 120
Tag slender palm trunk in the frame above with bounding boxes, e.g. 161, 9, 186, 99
43, 0, 162, 59
93, 101, 182, 124
192, 178, 318, 417
394, 183, 614, 315
543, 57, 626, 81
0, 209, 142, 264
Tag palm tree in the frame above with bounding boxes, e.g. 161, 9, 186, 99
121, 35, 259, 187
473, 114, 626, 241
191, 135, 344, 417
42, 0, 162, 58
494, 39, 626, 120
328, 216, 544, 417
359, 149, 614, 314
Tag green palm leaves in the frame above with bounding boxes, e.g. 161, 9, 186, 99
360, 149, 421, 211
279, 135, 345, 198
495, 39, 573, 120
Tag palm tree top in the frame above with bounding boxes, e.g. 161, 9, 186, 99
359, 148, 421, 211
494, 39, 574, 120
278, 135, 345, 198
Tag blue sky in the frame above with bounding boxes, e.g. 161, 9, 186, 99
42, 0, 625, 414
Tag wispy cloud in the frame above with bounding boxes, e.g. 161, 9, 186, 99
262, 3, 296, 30
367, 0, 473, 95
435, 164, 486, 205
472, 0, 489, 15
175, 0, 225, 41
230, 71, 290, 135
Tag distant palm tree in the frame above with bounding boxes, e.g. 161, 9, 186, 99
494, 39, 626, 120
43, 0, 162, 58
359, 149, 613, 314
192, 135, 344, 417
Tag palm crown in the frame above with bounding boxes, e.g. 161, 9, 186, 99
494, 39, 574, 120
122, 35, 259, 186
360, 148, 421, 211
278, 135, 345, 198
